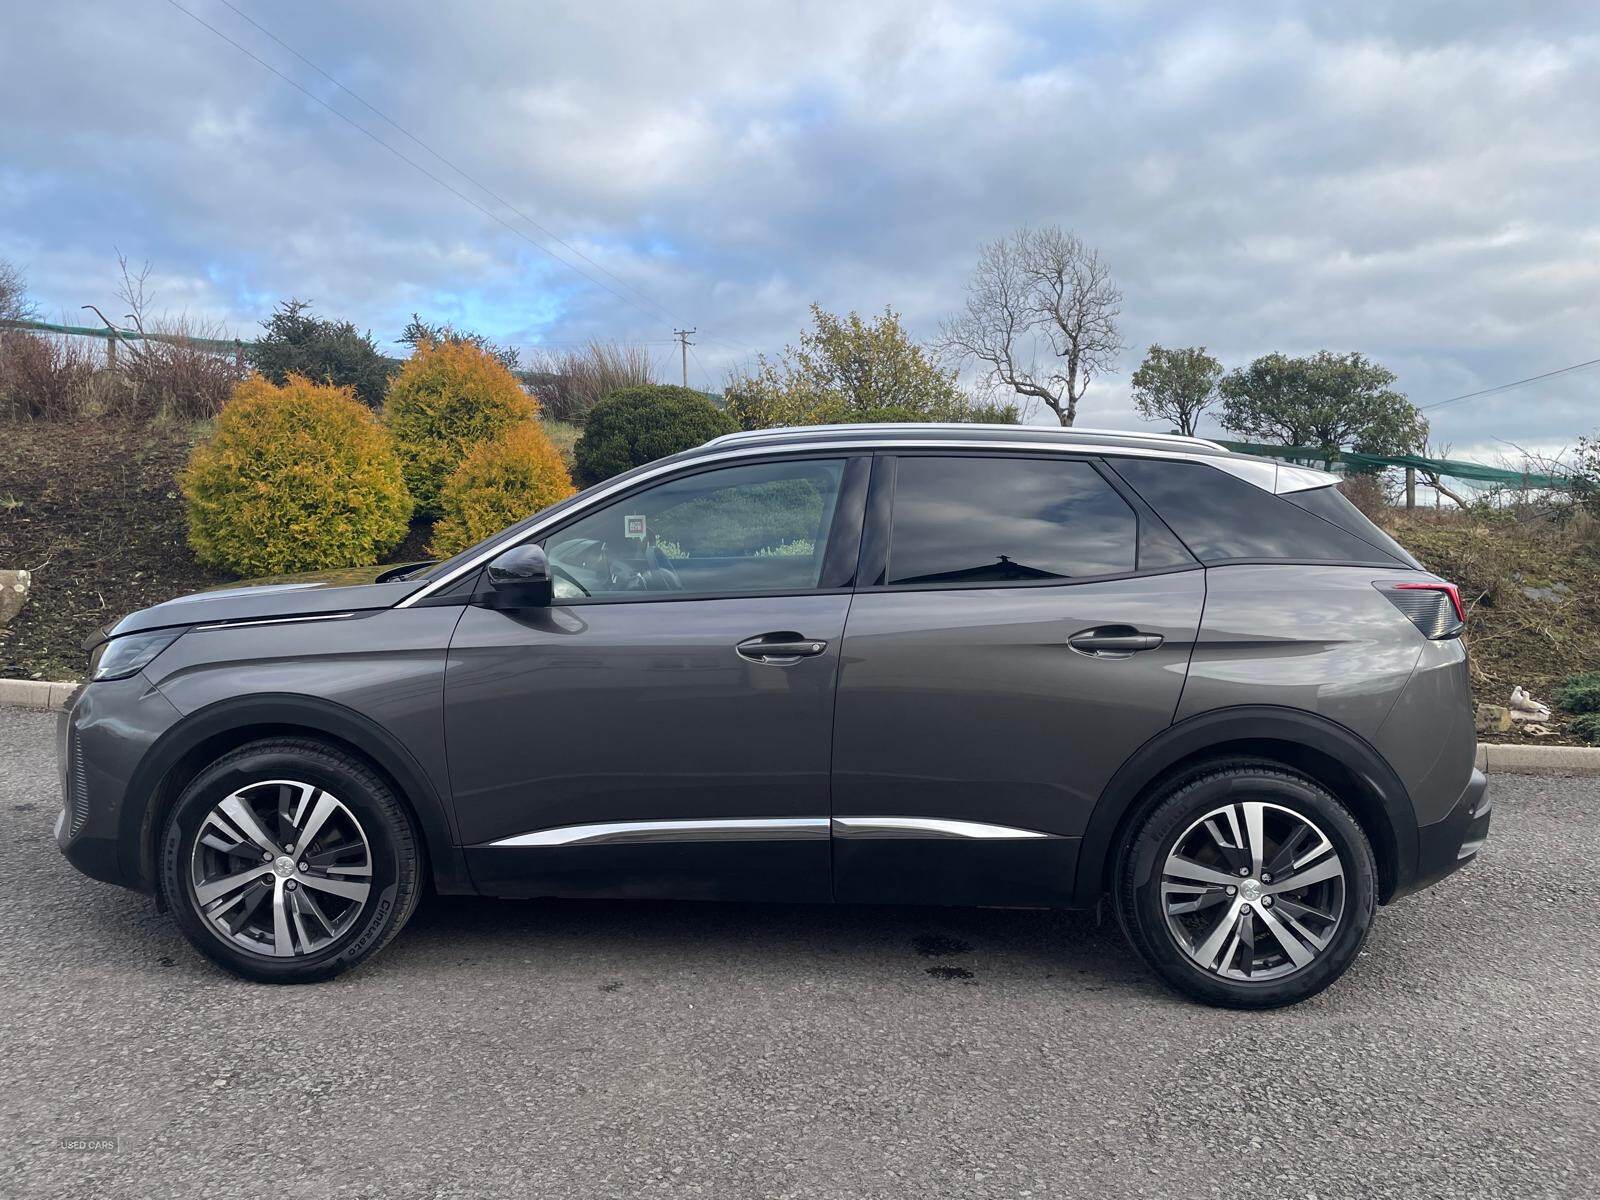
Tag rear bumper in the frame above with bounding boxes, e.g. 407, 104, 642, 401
1400, 767, 1489, 898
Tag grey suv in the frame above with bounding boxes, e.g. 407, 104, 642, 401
57, 424, 1488, 1007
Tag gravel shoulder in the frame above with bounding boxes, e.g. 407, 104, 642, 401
1, 707, 1596, 1199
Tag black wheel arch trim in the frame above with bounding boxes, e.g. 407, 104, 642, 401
122, 693, 473, 898
1072, 705, 1419, 908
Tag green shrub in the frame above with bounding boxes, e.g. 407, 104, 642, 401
1571, 714, 1600, 745
182, 374, 411, 575
573, 384, 734, 484
1555, 672, 1600, 715
430, 423, 575, 557
248, 299, 394, 409
383, 339, 537, 513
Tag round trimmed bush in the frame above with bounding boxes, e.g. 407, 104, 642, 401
182, 375, 412, 576
430, 422, 576, 556
383, 339, 537, 512
573, 384, 735, 485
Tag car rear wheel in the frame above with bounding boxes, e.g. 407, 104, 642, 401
1114, 759, 1377, 1008
159, 738, 422, 983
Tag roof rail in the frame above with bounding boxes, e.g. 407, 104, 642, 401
700, 422, 1230, 452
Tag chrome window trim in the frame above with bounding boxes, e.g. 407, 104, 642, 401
831, 817, 1057, 840
480, 817, 830, 848
395, 438, 1335, 609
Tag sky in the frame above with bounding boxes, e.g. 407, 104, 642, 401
3, 0, 1598, 460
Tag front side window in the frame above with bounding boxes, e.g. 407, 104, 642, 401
545, 459, 846, 598
886, 456, 1138, 585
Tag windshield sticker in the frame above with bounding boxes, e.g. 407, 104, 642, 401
624, 514, 647, 541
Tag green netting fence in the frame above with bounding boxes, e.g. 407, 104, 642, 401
1218, 441, 1572, 490
0, 317, 248, 360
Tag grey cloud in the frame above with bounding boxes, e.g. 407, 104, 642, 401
0, 1, 1596, 449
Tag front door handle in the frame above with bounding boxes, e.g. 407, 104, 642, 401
1067, 626, 1165, 657
737, 633, 829, 663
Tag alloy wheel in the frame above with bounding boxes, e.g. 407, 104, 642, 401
1160, 800, 1347, 981
188, 779, 373, 958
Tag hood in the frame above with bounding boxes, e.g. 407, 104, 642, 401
101, 562, 436, 641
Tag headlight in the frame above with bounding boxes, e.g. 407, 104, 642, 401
89, 629, 184, 682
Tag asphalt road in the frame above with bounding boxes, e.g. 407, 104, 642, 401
1, 707, 1596, 1200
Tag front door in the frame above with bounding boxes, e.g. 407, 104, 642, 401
446, 454, 866, 902
831, 452, 1205, 907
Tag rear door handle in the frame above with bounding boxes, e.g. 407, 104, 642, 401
1066, 626, 1165, 656
737, 633, 829, 663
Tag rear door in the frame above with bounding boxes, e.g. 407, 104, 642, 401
830, 452, 1205, 906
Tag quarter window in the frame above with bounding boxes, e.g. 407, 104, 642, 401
886, 456, 1137, 585
545, 459, 846, 598
1109, 459, 1410, 566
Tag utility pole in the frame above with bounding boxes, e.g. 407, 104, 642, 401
673, 328, 695, 389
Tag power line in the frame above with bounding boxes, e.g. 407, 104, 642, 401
1421, 356, 1600, 411
688, 344, 716, 393
208, 0, 683, 329
161, 0, 674, 329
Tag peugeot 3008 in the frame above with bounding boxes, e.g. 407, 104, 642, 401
58, 425, 1488, 1007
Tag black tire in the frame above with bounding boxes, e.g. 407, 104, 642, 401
1113, 758, 1377, 1009
159, 738, 422, 984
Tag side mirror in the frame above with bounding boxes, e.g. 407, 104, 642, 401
484, 544, 553, 609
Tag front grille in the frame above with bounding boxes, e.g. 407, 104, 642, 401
66, 730, 90, 839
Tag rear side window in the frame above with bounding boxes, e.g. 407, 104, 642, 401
1285, 485, 1422, 569
1109, 459, 1410, 566
887, 456, 1137, 585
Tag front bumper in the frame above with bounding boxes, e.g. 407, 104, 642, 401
56, 673, 184, 892
1406, 766, 1490, 897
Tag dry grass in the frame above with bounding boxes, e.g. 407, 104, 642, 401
538, 416, 583, 468
120, 319, 243, 421
521, 341, 657, 423
0, 331, 100, 420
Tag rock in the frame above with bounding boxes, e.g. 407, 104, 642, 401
0, 569, 29, 628
1520, 581, 1570, 602
1476, 703, 1513, 734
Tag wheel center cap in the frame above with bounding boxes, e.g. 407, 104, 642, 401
1239, 878, 1263, 902
272, 855, 297, 879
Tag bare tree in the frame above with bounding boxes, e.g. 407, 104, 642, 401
113, 249, 161, 333
939, 226, 1123, 426
1413, 442, 1470, 510
0, 256, 37, 324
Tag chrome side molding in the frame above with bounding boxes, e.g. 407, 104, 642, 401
482, 817, 830, 848
479, 815, 1059, 848
831, 817, 1056, 840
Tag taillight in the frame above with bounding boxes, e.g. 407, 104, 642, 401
1376, 580, 1465, 639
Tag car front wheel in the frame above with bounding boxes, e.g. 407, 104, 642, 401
159, 738, 422, 983
1114, 759, 1378, 1008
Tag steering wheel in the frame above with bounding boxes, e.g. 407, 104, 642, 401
647, 543, 684, 591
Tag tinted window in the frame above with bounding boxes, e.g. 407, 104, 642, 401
887, 456, 1137, 585
1286, 485, 1420, 569
546, 459, 846, 598
1109, 459, 1408, 565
